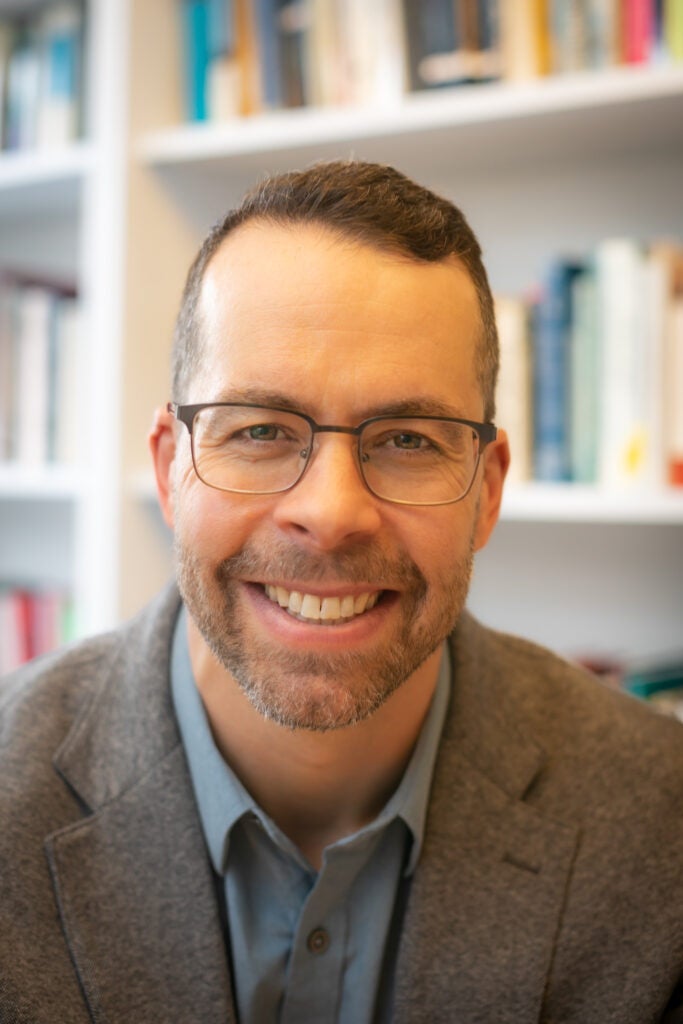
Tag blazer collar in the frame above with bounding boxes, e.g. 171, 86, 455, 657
392, 612, 579, 1023
46, 584, 237, 1023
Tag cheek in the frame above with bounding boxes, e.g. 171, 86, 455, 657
173, 479, 273, 562
413, 505, 479, 585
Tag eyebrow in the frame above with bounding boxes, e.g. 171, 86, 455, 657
208, 387, 469, 421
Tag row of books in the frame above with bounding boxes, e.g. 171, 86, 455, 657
179, 0, 683, 122
0, 586, 74, 673
0, 273, 82, 466
496, 238, 683, 488
0, 1, 85, 152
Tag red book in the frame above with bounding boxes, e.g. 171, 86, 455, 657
623, 0, 655, 63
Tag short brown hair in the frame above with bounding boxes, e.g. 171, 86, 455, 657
172, 160, 498, 419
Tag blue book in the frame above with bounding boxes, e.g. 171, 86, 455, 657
532, 260, 584, 482
252, 0, 282, 109
38, 1, 84, 146
207, 0, 234, 58
181, 0, 210, 121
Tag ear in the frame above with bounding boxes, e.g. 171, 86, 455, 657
473, 429, 510, 552
149, 405, 178, 530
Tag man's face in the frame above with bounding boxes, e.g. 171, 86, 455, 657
155, 221, 507, 731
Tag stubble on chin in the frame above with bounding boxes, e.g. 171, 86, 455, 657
175, 537, 474, 732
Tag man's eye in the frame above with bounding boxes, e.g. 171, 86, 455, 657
390, 432, 430, 451
245, 424, 281, 441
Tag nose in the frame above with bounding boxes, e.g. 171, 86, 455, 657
272, 434, 383, 550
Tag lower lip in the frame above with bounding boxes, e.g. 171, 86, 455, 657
242, 583, 397, 651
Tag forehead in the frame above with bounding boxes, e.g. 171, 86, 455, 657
195, 221, 483, 418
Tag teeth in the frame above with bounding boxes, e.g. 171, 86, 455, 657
320, 596, 340, 620
263, 584, 381, 624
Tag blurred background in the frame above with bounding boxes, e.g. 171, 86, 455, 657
0, 0, 682, 704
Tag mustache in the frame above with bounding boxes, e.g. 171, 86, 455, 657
214, 542, 428, 593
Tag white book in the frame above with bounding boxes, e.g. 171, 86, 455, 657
15, 287, 53, 466
52, 296, 82, 465
0, 283, 14, 461
596, 238, 651, 489
494, 295, 532, 484
341, 0, 406, 107
668, 295, 683, 487
306, 0, 344, 108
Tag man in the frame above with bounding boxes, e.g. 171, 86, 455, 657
1, 161, 682, 1023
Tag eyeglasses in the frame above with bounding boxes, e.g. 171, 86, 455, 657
168, 402, 497, 507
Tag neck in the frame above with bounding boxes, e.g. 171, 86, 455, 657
187, 619, 442, 869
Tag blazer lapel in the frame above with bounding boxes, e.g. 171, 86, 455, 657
44, 586, 236, 1024
392, 614, 579, 1024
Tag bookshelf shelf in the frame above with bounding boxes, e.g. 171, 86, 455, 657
502, 484, 683, 525
0, 463, 83, 500
0, 143, 93, 218
139, 65, 683, 179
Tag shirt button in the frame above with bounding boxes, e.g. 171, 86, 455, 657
306, 927, 330, 955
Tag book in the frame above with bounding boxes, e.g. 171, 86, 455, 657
0, 586, 73, 672
499, 0, 552, 80
457, 0, 502, 81
569, 266, 601, 483
549, 0, 589, 72
36, 1, 84, 148
494, 295, 532, 484
0, 280, 14, 460
666, 257, 683, 485
0, 19, 14, 148
277, 0, 310, 108
595, 238, 652, 488
664, 0, 683, 62
532, 259, 584, 482
0, 273, 80, 467
402, 0, 469, 91
180, 0, 211, 121
14, 286, 53, 465
583, 0, 622, 68
51, 296, 82, 465
622, 0, 657, 63
337, 0, 406, 107
4, 24, 42, 150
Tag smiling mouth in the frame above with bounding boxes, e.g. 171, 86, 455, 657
263, 584, 381, 625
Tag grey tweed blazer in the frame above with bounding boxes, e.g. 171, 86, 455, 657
1, 583, 682, 1023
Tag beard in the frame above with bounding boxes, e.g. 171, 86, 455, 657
175, 533, 474, 732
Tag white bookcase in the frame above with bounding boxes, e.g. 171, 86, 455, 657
1, 0, 682, 661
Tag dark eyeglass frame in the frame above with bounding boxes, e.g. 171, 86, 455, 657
168, 401, 498, 506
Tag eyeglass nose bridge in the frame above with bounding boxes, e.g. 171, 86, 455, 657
296, 422, 369, 488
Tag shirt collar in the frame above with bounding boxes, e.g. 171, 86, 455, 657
171, 605, 451, 877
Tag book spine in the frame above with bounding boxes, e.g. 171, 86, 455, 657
623, 0, 656, 63
532, 261, 583, 482
596, 238, 649, 488
668, 294, 683, 485
180, 0, 210, 121
569, 268, 601, 483
15, 287, 53, 465
252, 0, 283, 108
37, 1, 83, 148
664, 0, 683, 60
494, 295, 532, 484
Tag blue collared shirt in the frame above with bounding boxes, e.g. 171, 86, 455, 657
171, 606, 450, 1024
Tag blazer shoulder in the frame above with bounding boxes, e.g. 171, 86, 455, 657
0, 583, 182, 777
451, 613, 683, 809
